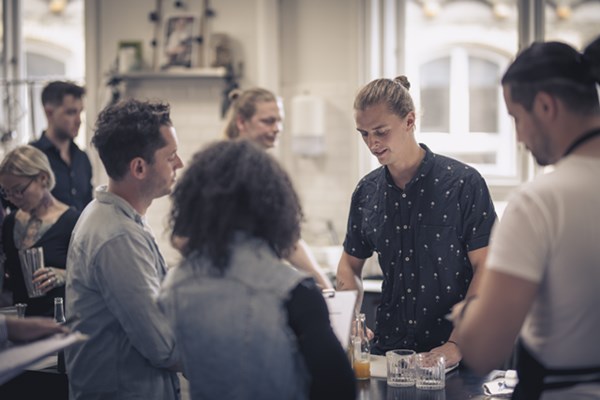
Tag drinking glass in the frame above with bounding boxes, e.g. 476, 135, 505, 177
15, 303, 27, 318
386, 349, 416, 387
416, 352, 446, 390
18, 247, 45, 298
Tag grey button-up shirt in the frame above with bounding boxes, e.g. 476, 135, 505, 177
65, 186, 180, 400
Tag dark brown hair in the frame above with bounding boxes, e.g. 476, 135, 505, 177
92, 99, 171, 180
41, 81, 85, 106
502, 36, 600, 114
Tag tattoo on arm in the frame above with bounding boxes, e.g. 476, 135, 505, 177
337, 280, 345, 289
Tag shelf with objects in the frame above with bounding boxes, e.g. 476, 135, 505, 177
106, 63, 240, 118
113, 67, 228, 80
107, 1, 240, 116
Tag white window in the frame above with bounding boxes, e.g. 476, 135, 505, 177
361, 0, 600, 202
413, 46, 517, 178
0, 0, 84, 146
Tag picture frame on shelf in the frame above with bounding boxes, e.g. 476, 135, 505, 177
117, 41, 143, 73
161, 13, 201, 70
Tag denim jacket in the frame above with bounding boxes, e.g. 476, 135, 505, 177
159, 233, 310, 400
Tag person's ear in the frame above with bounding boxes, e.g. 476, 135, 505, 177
535, 92, 557, 119
38, 172, 49, 188
130, 158, 147, 179
406, 111, 416, 130
235, 115, 247, 135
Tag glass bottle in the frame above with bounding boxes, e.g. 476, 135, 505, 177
351, 313, 371, 380
54, 297, 67, 373
54, 297, 66, 324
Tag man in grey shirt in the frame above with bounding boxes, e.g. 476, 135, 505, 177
64, 99, 184, 400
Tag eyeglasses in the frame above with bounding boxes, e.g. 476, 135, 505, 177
0, 177, 36, 200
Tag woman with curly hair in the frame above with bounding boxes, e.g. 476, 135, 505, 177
221, 87, 333, 290
158, 139, 355, 400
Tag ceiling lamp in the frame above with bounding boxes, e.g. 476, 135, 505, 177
48, 0, 68, 15
422, 0, 442, 18
555, 4, 572, 19
491, 0, 511, 19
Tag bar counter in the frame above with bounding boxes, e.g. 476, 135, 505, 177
1, 360, 490, 400
357, 367, 488, 400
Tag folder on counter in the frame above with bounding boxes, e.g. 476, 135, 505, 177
323, 290, 357, 348
0, 332, 88, 385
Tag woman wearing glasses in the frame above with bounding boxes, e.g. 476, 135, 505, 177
0, 145, 79, 316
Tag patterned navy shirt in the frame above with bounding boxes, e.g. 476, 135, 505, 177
343, 144, 496, 354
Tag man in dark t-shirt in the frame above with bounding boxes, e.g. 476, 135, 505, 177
30, 81, 92, 211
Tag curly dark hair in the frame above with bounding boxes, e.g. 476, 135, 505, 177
92, 99, 171, 180
169, 139, 303, 271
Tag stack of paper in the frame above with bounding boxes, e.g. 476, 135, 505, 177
0, 332, 87, 385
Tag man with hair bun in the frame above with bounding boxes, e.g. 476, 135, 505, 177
337, 75, 497, 366
452, 36, 600, 399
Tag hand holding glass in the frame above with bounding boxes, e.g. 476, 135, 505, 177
18, 247, 45, 298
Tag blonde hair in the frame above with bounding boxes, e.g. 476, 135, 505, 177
0, 145, 56, 190
354, 75, 415, 119
223, 87, 277, 140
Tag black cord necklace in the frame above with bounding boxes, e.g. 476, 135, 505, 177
563, 127, 600, 157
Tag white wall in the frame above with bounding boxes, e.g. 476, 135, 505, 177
85, 0, 363, 266
279, 0, 362, 247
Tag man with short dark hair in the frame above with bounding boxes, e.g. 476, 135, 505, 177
31, 81, 92, 211
452, 37, 600, 398
65, 99, 184, 400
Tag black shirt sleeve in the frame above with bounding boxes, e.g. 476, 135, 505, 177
286, 279, 356, 400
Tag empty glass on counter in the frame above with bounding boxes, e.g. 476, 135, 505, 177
386, 349, 416, 387
18, 247, 45, 298
416, 352, 446, 390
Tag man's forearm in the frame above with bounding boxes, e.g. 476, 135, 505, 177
336, 270, 364, 314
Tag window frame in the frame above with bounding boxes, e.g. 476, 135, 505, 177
412, 45, 519, 179
359, 0, 545, 204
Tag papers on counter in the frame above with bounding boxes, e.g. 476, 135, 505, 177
0, 332, 88, 385
323, 290, 357, 348
482, 369, 518, 397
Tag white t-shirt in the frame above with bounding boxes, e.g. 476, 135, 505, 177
487, 155, 600, 369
